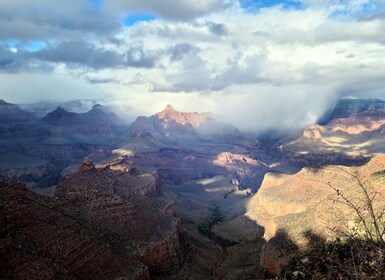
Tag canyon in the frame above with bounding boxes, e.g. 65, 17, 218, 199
1, 98, 385, 279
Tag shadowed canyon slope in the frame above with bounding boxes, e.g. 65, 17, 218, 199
0, 100, 128, 188
1, 158, 188, 279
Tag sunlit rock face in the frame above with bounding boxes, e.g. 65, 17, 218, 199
130, 105, 208, 138
246, 155, 385, 277
281, 99, 385, 167
155, 104, 211, 129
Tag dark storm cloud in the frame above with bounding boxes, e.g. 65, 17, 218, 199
33, 40, 158, 70
34, 41, 122, 69
169, 43, 200, 61
108, 0, 229, 20
86, 77, 119, 84
0, 0, 120, 41
207, 22, 228, 36
0, 47, 25, 72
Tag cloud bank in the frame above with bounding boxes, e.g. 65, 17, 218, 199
1, 0, 385, 132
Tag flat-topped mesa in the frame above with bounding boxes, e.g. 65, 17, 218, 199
155, 104, 211, 128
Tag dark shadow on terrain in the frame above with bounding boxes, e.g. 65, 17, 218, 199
263, 229, 385, 279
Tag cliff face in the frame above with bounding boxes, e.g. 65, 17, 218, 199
55, 158, 188, 278
0, 158, 189, 279
246, 155, 385, 276
0, 180, 148, 280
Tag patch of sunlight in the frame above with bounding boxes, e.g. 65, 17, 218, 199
112, 148, 134, 156
325, 136, 347, 143
269, 162, 281, 168
233, 189, 253, 197
198, 176, 224, 186
205, 187, 230, 193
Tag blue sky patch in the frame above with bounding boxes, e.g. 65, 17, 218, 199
6, 40, 20, 48
123, 13, 157, 26
6, 40, 46, 52
240, 0, 302, 11
89, 0, 103, 9
24, 41, 47, 52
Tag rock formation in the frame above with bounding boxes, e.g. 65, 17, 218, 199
0, 157, 189, 279
0, 179, 148, 280
246, 155, 385, 276
281, 100, 385, 166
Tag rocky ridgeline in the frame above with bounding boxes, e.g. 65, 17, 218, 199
0, 158, 189, 279
319, 98, 385, 124
0, 100, 128, 187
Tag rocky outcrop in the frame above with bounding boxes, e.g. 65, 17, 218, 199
0, 157, 189, 279
247, 155, 385, 276
54, 159, 188, 278
129, 104, 208, 139
155, 105, 210, 129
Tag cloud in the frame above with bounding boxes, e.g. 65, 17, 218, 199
207, 22, 228, 35
0, 0, 120, 41
0, 40, 159, 71
108, 0, 231, 20
169, 43, 200, 61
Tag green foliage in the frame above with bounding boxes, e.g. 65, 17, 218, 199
198, 204, 224, 236
284, 235, 385, 279
372, 170, 385, 181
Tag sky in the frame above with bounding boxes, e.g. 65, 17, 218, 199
1, 0, 385, 131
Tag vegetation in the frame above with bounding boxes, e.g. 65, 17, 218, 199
198, 204, 224, 236
283, 169, 385, 279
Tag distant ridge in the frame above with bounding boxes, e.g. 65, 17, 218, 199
318, 98, 385, 125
